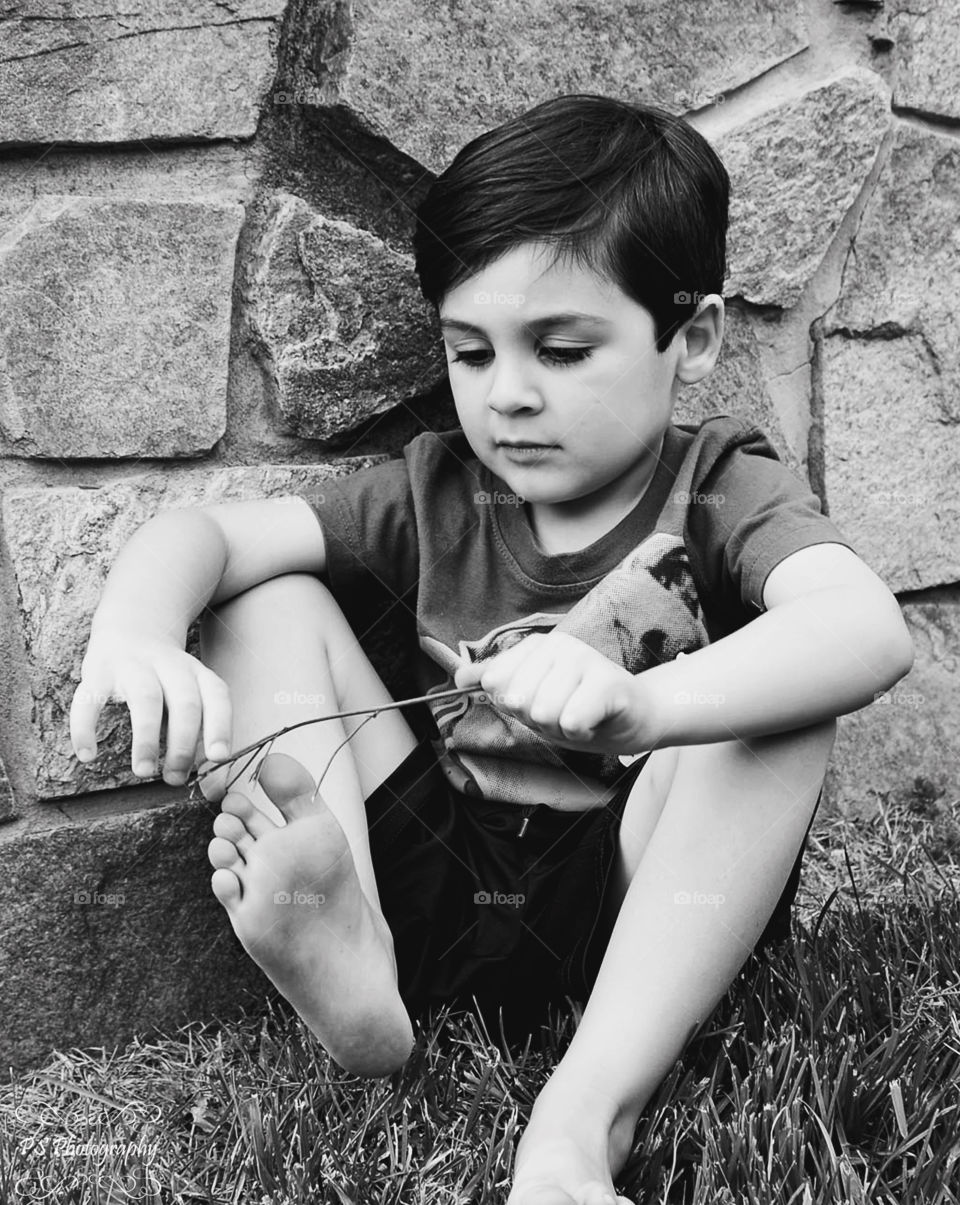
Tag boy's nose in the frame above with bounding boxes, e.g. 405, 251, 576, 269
486, 367, 544, 414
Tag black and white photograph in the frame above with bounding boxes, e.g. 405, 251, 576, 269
0, 1, 957, 1201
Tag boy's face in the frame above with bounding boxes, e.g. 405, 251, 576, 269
438, 242, 697, 518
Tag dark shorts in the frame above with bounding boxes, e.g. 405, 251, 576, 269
364, 738, 809, 1033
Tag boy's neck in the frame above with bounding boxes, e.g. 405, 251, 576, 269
523, 434, 666, 556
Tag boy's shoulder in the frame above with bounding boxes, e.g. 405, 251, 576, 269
669, 412, 778, 460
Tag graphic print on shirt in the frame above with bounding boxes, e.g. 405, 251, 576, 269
422, 532, 710, 808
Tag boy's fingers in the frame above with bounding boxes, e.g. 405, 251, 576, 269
473, 634, 545, 693
155, 663, 204, 779
196, 668, 232, 762
453, 658, 482, 688
528, 662, 584, 727
69, 674, 113, 760
115, 668, 164, 776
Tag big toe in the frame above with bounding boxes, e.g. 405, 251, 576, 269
255, 752, 319, 819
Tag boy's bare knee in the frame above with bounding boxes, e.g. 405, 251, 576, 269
742, 716, 837, 764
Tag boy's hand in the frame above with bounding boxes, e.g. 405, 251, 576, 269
453, 631, 654, 755
69, 632, 233, 785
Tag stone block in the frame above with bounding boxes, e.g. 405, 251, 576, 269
0, 1, 286, 146
247, 193, 446, 440
0, 755, 15, 823
719, 69, 890, 309
0, 195, 243, 459
294, 0, 806, 174
821, 123, 960, 592
675, 304, 801, 474
825, 600, 960, 814
891, 0, 960, 122
2, 458, 384, 800
0, 799, 274, 1072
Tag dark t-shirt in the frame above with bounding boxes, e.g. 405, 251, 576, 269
303, 416, 855, 808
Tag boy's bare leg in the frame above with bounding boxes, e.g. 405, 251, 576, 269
198, 573, 420, 1077
507, 719, 837, 1205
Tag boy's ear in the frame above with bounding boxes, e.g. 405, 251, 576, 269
674, 294, 724, 384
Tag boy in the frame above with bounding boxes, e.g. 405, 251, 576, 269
70, 95, 913, 1205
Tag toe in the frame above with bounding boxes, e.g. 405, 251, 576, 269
207, 835, 244, 873
255, 752, 320, 820
222, 791, 276, 838
210, 867, 242, 909
213, 811, 255, 858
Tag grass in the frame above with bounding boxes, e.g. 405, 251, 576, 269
1, 778, 958, 1205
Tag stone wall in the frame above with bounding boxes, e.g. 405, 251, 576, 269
0, 0, 956, 1070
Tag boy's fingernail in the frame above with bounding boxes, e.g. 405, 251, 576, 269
76, 747, 94, 763
135, 760, 156, 777
209, 742, 229, 761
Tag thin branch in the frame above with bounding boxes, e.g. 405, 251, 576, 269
192, 684, 485, 786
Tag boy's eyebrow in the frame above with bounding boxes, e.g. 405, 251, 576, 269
439, 311, 611, 335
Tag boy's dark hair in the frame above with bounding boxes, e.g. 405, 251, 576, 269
413, 93, 729, 353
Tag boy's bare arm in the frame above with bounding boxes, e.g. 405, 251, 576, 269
70, 497, 327, 782
630, 541, 914, 749
455, 542, 913, 754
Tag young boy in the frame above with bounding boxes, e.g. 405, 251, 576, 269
70, 95, 912, 1205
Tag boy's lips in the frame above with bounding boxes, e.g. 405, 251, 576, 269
497, 441, 558, 460
495, 440, 559, 449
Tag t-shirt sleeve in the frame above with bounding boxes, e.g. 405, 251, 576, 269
299, 457, 420, 615
687, 430, 858, 631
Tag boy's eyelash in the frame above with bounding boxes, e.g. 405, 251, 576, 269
450, 346, 593, 369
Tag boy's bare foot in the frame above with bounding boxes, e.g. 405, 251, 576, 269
507, 1080, 638, 1205
206, 751, 414, 1077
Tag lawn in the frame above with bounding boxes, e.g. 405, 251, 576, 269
2, 778, 958, 1205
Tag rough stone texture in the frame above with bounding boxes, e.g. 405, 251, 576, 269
675, 304, 801, 474
0, 195, 244, 459
891, 0, 960, 122
719, 69, 890, 309
2, 458, 384, 800
820, 124, 960, 593
0, 1, 287, 147
0, 755, 15, 822
299, 0, 807, 174
825, 601, 960, 814
0, 799, 275, 1072
247, 193, 447, 440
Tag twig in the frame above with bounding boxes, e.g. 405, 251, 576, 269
192, 684, 485, 785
